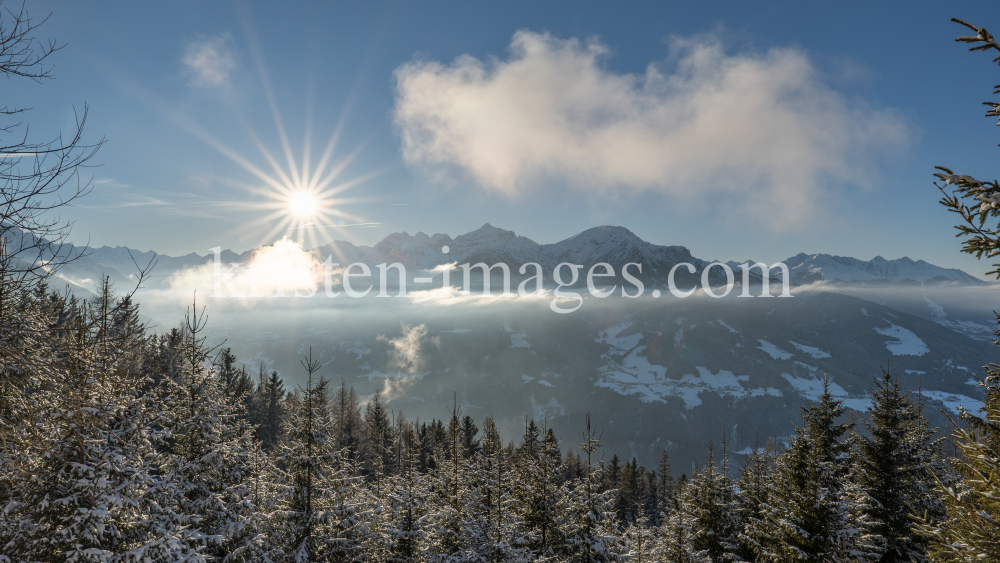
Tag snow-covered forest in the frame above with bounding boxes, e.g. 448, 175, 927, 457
1, 270, 997, 562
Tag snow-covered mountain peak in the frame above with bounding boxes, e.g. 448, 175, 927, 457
541, 225, 696, 269
450, 224, 544, 265
785, 253, 985, 284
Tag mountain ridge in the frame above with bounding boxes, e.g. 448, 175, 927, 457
4, 224, 987, 292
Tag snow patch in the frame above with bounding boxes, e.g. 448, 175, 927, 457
530, 395, 566, 420
345, 342, 371, 359
757, 339, 793, 360
510, 334, 537, 355
938, 319, 996, 342
874, 323, 929, 356
788, 341, 831, 359
780, 373, 870, 411
718, 319, 738, 334
597, 322, 644, 354
920, 391, 984, 415
748, 387, 783, 397
596, 356, 763, 409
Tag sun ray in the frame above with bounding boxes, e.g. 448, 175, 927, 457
309, 121, 346, 191
237, 4, 304, 191
311, 132, 379, 192
317, 168, 386, 200
301, 115, 313, 191
236, 116, 298, 191
157, 101, 289, 194
257, 216, 297, 247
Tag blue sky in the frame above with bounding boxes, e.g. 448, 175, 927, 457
11, 1, 1000, 276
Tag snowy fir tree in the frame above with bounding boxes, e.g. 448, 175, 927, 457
736, 442, 773, 563
0, 278, 203, 561
677, 444, 742, 563
561, 415, 620, 563
745, 380, 855, 563
157, 295, 263, 561
848, 371, 945, 563
380, 420, 430, 563
917, 16, 1000, 563
272, 349, 363, 562
914, 364, 1000, 562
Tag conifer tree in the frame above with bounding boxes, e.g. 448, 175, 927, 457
849, 371, 943, 563
424, 399, 470, 560
459, 417, 532, 562
513, 420, 568, 558
158, 294, 262, 560
746, 381, 854, 563
918, 17, 1000, 562
737, 443, 773, 563
462, 414, 481, 458
0, 279, 204, 561
562, 414, 620, 563
274, 349, 362, 562
618, 457, 641, 524
622, 515, 658, 563
657, 450, 675, 513
659, 496, 710, 563
256, 369, 286, 451
332, 379, 363, 461
215, 348, 255, 416
382, 418, 430, 563
608, 454, 622, 491
365, 388, 393, 480
914, 369, 1000, 561
678, 444, 743, 563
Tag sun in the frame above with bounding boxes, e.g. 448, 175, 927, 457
144, 4, 379, 252
288, 191, 318, 218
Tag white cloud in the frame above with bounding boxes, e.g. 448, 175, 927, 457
378, 323, 439, 374
393, 31, 910, 228
182, 33, 236, 87
168, 238, 328, 299
93, 178, 131, 189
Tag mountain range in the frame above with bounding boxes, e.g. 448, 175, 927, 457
35, 224, 989, 295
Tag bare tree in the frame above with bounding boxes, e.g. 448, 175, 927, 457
0, 1, 103, 279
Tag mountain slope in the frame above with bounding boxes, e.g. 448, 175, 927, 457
203, 291, 993, 470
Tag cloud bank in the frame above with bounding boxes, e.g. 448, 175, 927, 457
183, 33, 236, 87
393, 31, 910, 227
168, 238, 329, 300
